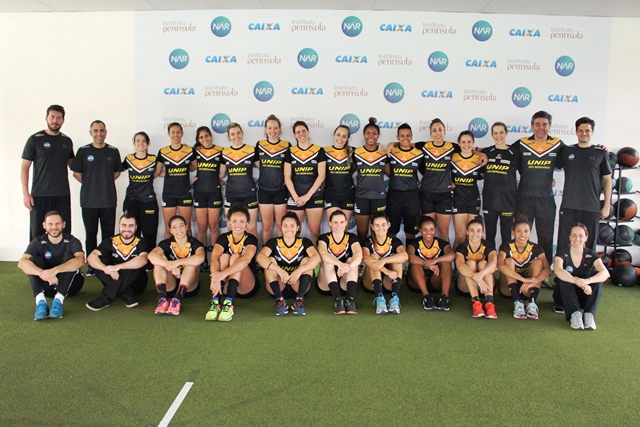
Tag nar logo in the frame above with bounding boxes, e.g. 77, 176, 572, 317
210, 16, 231, 37
555, 56, 575, 77
169, 49, 189, 69
512, 87, 532, 108
342, 16, 363, 37
428, 51, 448, 72
472, 20, 493, 41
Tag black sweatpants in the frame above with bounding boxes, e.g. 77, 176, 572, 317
27, 255, 84, 298
82, 207, 116, 255
483, 209, 514, 249
30, 196, 72, 240
95, 267, 148, 302
123, 197, 159, 246
516, 195, 556, 263
553, 280, 602, 320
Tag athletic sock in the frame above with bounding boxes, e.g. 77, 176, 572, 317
373, 279, 383, 297
174, 284, 187, 301
35, 292, 45, 304
328, 281, 341, 299
529, 287, 540, 303
391, 278, 401, 295
212, 297, 219, 305
508, 283, 522, 302
54, 293, 64, 303
486, 295, 494, 303
156, 283, 167, 299
472, 296, 480, 302
270, 281, 283, 299
226, 279, 239, 303
297, 274, 311, 298
346, 280, 357, 299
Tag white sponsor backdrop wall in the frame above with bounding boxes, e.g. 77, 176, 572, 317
0, 10, 637, 261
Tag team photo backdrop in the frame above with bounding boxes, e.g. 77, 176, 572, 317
134, 9, 613, 245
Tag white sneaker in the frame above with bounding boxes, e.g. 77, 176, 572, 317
583, 312, 597, 330
570, 311, 584, 330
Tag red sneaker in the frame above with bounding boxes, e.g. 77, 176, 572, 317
155, 297, 169, 315
485, 302, 498, 319
167, 298, 181, 316
472, 300, 485, 318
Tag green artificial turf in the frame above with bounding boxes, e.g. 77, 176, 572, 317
1, 261, 640, 426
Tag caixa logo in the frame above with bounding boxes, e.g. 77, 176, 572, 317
340, 114, 361, 134
472, 20, 492, 42
210, 16, 231, 37
465, 59, 497, 68
298, 48, 319, 69
164, 87, 194, 95
468, 117, 489, 138
421, 90, 452, 99
205, 55, 237, 63
248, 22, 281, 30
211, 113, 231, 134
342, 16, 362, 37
509, 28, 541, 37
548, 94, 578, 102
555, 56, 575, 77
253, 81, 274, 102
248, 120, 264, 127
384, 82, 404, 103
336, 55, 368, 63
291, 87, 324, 95
428, 51, 448, 72
169, 48, 189, 69
512, 87, 532, 108
380, 23, 412, 32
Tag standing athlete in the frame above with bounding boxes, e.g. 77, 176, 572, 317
21, 105, 75, 239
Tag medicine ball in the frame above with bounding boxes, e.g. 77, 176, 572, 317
597, 251, 612, 268
611, 264, 638, 287
617, 147, 639, 168
615, 225, 635, 246
600, 201, 614, 219
613, 248, 632, 265
614, 198, 637, 220
609, 152, 618, 169
635, 267, 640, 284
635, 230, 640, 246
598, 223, 615, 245
611, 177, 617, 193
618, 176, 633, 194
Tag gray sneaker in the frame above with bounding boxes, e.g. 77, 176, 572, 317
583, 312, 597, 330
513, 301, 526, 319
570, 311, 584, 330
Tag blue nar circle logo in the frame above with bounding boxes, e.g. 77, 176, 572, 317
254, 81, 274, 102
384, 82, 404, 103
555, 55, 575, 77
472, 20, 493, 42
468, 117, 489, 139
298, 48, 319, 69
211, 113, 231, 134
87, 155, 95, 163
568, 153, 575, 161
512, 87, 532, 108
428, 51, 448, 72
340, 114, 361, 134
44, 251, 52, 260
43, 142, 51, 149
211, 16, 232, 37
342, 16, 362, 37
169, 48, 189, 70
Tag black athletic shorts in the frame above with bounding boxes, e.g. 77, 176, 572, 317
193, 191, 223, 209
162, 195, 193, 208
258, 187, 289, 205
453, 201, 481, 215
287, 192, 324, 211
324, 191, 356, 211
225, 194, 258, 209
387, 190, 420, 235
420, 191, 453, 215
354, 197, 386, 216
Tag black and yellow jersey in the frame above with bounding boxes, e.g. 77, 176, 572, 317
389, 146, 424, 192
285, 144, 326, 196
123, 153, 157, 202
362, 235, 403, 259
324, 146, 355, 195
215, 231, 258, 256
417, 141, 458, 193
194, 145, 223, 193
353, 145, 388, 199
318, 232, 359, 261
264, 236, 315, 272
499, 240, 545, 274
221, 144, 258, 199
97, 234, 151, 264
451, 152, 483, 205
407, 237, 449, 261
516, 135, 564, 197
157, 145, 195, 198
158, 236, 204, 261
255, 139, 290, 191
455, 239, 495, 262
481, 145, 518, 212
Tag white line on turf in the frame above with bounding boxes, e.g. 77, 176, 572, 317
158, 381, 194, 427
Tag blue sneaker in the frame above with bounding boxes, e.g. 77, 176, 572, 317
374, 296, 388, 315
291, 298, 306, 316
34, 300, 49, 320
49, 298, 63, 319
275, 298, 288, 316
388, 293, 401, 314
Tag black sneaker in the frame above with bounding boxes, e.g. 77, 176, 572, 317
333, 298, 346, 315
345, 297, 358, 314
422, 294, 436, 310
438, 295, 450, 311
85, 267, 96, 277
86, 296, 110, 311
121, 293, 139, 308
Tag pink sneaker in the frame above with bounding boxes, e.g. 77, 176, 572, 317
155, 297, 170, 314
166, 298, 181, 316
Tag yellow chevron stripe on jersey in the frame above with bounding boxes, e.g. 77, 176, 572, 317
276, 238, 305, 263
328, 233, 349, 259
170, 241, 192, 259
290, 145, 321, 163
324, 146, 351, 163
423, 141, 455, 160
160, 145, 193, 165
467, 243, 487, 262
391, 147, 424, 166
222, 145, 255, 165
196, 145, 222, 161
371, 236, 393, 258
126, 154, 157, 173
258, 139, 290, 156
227, 233, 248, 255
509, 242, 535, 267
451, 153, 482, 175
418, 239, 441, 260
519, 136, 563, 157
354, 146, 387, 165
112, 235, 141, 260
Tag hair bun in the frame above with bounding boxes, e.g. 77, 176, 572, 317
368, 117, 377, 124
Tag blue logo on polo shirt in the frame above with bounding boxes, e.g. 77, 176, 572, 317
44, 251, 52, 259
87, 155, 95, 162
43, 142, 51, 149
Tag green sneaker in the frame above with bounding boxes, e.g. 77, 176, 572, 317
218, 301, 234, 322
205, 300, 221, 321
